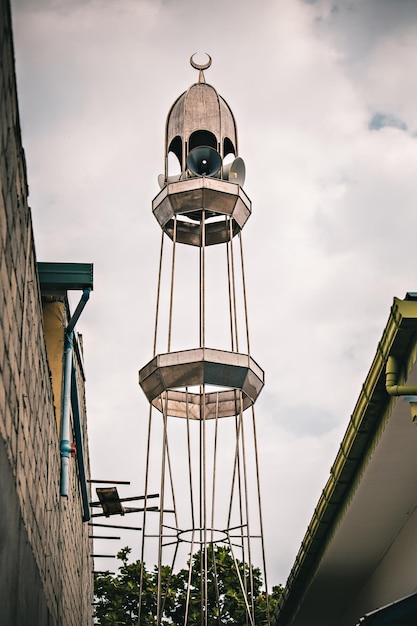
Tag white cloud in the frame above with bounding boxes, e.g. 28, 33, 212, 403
11, 0, 417, 588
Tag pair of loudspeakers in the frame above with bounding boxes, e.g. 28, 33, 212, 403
158, 147, 246, 189
187, 146, 246, 186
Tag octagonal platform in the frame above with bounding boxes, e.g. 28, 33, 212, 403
152, 178, 251, 246
139, 347, 264, 419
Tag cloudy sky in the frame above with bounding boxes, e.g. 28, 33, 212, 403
11, 0, 417, 587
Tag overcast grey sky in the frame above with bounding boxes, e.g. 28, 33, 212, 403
11, 0, 417, 587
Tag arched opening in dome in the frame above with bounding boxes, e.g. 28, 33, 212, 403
189, 130, 217, 151
168, 136, 182, 164
223, 137, 236, 158
168, 136, 182, 175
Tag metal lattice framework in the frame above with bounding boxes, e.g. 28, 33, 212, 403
137, 57, 270, 626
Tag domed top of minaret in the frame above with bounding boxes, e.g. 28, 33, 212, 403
154, 55, 250, 246
164, 54, 239, 175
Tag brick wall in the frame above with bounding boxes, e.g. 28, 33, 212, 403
0, 1, 93, 624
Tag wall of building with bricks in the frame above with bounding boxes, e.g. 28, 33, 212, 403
0, 1, 93, 624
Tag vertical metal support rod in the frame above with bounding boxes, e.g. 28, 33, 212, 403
200, 210, 206, 348
167, 217, 177, 353
229, 222, 239, 352
235, 410, 244, 545
184, 532, 196, 625
199, 384, 204, 626
199, 210, 206, 626
211, 546, 221, 625
202, 384, 208, 626
156, 393, 169, 625
211, 394, 221, 624
251, 404, 271, 624
161, 542, 180, 619
153, 231, 165, 357
186, 390, 196, 529
239, 395, 256, 622
226, 539, 256, 626
138, 404, 154, 625
226, 218, 236, 352
239, 232, 251, 355
210, 393, 220, 538
234, 399, 247, 605
165, 418, 179, 530
227, 400, 244, 528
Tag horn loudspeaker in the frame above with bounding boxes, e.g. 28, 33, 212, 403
187, 146, 222, 177
222, 157, 246, 186
158, 173, 181, 189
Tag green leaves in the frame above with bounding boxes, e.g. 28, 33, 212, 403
94, 545, 282, 625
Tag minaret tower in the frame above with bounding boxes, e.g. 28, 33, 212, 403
138, 55, 269, 625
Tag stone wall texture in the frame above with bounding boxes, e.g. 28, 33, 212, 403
0, 1, 93, 624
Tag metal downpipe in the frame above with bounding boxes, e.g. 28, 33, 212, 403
386, 355, 417, 396
67, 289, 91, 333
60, 289, 90, 498
60, 330, 74, 497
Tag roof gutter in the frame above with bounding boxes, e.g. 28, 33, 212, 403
273, 296, 417, 626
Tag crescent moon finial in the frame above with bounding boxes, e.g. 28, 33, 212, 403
190, 53, 212, 83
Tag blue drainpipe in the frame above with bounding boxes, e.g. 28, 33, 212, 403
60, 330, 74, 496
60, 289, 90, 498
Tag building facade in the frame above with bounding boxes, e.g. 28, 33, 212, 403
0, 1, 93, 624
273, 295, 417, 626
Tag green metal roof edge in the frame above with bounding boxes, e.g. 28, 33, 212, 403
37, 262, 93, 291
273, 297, 417, 626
